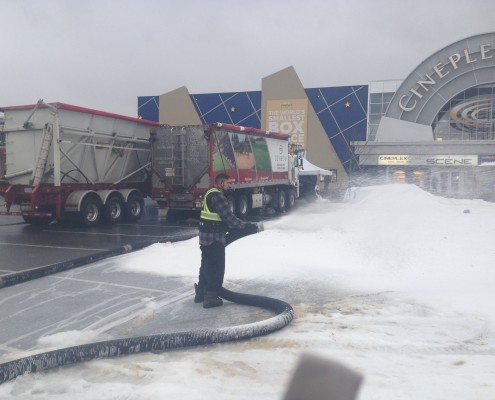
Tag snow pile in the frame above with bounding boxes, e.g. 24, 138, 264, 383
1, 184, 494, 400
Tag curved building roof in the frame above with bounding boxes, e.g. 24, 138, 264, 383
385, 32, 495, 126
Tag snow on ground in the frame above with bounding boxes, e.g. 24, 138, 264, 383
1, 184, 495, 399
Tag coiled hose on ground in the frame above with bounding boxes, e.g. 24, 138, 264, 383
0, 229, 294, 384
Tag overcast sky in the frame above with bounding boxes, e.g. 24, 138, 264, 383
1, 0, 494, 117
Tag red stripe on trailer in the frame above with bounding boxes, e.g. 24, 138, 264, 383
0, 103, 160, 126
211, 122, 290, 140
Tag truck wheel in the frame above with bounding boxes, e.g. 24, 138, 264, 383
226, 195, 235, 214
236, 194, 250, 217
276, 190, 287, 212
125, 193, 144, 222
80, 196, 102, 227
104, 195, 125, 224
286, 189, 296, 210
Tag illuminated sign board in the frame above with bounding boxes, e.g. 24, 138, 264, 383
378, 155, 478, 166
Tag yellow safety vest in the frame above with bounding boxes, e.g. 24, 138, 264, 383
200, 188, 222, 221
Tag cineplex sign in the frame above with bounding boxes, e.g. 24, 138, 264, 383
378, 155, 479, 166
399, 43, 493, 112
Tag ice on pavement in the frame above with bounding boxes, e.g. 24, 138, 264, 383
1, 184, 494, 400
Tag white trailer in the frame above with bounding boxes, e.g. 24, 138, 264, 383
0, 100, 158, 226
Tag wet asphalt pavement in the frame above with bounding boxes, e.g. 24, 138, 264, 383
0, 214, 200, 276
0, 211, 282, 364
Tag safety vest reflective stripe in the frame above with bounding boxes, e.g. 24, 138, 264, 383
200, 211, 222, 221
200, 188, 222, 221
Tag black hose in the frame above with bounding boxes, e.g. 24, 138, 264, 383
0, 234, 197, 289
0, 288, 293, 385
0, 229, 294, 385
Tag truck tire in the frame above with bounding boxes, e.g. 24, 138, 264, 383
80, 196, 102, 227
104, 195, 125, 224
125, 193, 144, 222
286, 189, 296, 210
236, 194, 250, 217
276, 190, 287, 213
226, 195, 235, 214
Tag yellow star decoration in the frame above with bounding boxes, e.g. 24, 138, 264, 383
231, 107, 236, 112
345, 102, 351, 108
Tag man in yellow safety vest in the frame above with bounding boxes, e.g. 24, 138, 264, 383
195, 173, 260, 308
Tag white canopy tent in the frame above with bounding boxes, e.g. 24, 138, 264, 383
298, 158, 333, 176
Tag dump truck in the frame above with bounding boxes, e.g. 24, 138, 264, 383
0, 100, 159, 226
149, 123, 305, 217
0, 101, 325, 226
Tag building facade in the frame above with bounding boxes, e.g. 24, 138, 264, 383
354, 32, 495, 200
138, 76, 367, 194
138, 32, 495, 199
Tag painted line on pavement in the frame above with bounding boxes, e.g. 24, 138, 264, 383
0, 242, 107, 251
43, 230, 188, 239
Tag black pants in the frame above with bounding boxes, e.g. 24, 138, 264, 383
199, 241, 225, 292
197, 226, 256, 292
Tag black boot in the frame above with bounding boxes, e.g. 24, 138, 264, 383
194, 283, 204, 303
203, 291, 223, 309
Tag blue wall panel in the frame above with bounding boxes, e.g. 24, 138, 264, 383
137, 96, 159, 121
306, 85, 368, 171
192, 92, 261, 127
138, 85, 368, 172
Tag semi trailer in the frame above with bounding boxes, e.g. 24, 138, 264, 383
0, 100, 158, 226
0, 101, 327, 226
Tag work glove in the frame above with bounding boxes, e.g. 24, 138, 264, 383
247, 222, 264, 233
245, 222, 258, 234
226, 223, 261, 246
